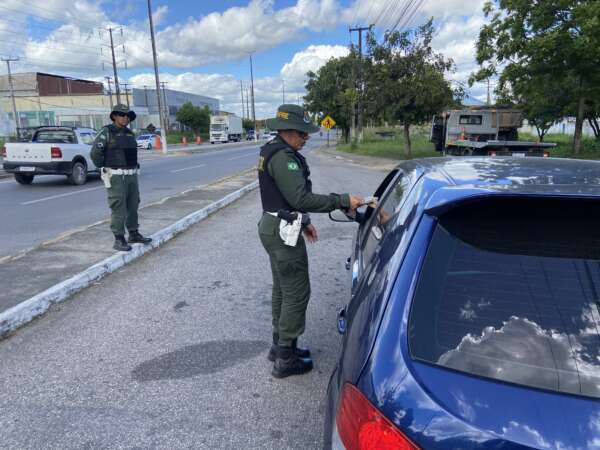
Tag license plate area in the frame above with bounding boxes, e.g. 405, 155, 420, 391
19, 166, 36, 172
512, 152, 526, 158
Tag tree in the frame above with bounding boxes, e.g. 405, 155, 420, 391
304, 54, 358, 142
176, 102, 210, 136
242, 118, 254, 131
472, 1, 600, 153
366, 19, 458, 157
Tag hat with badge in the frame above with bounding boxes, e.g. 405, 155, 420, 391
266, 104, 319, 134
110, 104, 137, 121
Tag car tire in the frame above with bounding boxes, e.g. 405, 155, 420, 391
147, 143, 152, 150
14, 173, 34, 185
67, 161, 87, 185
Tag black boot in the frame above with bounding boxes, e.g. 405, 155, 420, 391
128, 230, 152, 244
113, 235, 132, 252
267, 334, 311, 362
272, 346, 313, 379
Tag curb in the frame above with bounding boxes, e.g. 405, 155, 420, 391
0, 179, 259, 338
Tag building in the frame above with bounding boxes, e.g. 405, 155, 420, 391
0, 72, 220, 136
132, 87, 219, 131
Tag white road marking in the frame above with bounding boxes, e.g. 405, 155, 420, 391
170, 164, 207, 173
21, 186, 104, 205
0, 179, 14, 185
227, 153, 256, 161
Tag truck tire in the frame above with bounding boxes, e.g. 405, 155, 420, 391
67, 161, 87, 185
14, 173, 34, 185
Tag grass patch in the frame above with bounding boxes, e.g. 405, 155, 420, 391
521, 132, 600, 160
336, 127, 439, 160
166, 131, 209, 145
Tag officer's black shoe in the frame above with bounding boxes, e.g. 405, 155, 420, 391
272, 346, 313, 379
128, 230, 152, 244
113, 235, 132, 252
268, 337, 311, 362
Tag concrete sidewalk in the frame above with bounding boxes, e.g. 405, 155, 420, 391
0, 168, 258, 337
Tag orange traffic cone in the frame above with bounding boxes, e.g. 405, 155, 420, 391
182, 136, 188, 146
195, 135, 202, 145
154, 135, 162, 151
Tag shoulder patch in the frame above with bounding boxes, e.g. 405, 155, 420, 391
287, 161, 299, 171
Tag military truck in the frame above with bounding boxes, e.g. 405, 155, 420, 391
431, 107, 555, 157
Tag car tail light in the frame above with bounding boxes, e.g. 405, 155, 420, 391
488, 150, 497, 157
51, 147, 62, 158
1, 145, 6, 158
336, 384, 420, 450
543, 151, 550, 158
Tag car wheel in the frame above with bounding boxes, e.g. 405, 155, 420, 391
67, 161, 87, 185
147, 143, 152, 150
14, 173, 34, 185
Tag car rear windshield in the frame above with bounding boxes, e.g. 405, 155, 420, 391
409, 198, 600, 399
34, 130, 76, 143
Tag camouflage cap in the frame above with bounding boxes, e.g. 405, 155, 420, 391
110, 104, 136, 121
266, 104, 319, 134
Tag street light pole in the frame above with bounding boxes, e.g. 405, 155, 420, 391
147, 0, 168, 153
249, 54, 257, 141
2, 57, 21, 132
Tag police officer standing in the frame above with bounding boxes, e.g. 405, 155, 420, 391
258, 104, 363, 379
91, 104, 152, 252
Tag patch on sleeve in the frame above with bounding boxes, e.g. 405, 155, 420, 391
287, 161, 299, 171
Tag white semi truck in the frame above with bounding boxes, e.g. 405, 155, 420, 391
210, 114, 243, 144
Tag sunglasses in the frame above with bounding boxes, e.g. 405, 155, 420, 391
114, 112, 130, 118
298, 131, 309, 139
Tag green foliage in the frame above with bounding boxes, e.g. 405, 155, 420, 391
472, 0, 600, 152
242, 119, 254, 131
175, 102, 210, 135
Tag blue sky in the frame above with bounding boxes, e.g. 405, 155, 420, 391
0, 0, 489, 117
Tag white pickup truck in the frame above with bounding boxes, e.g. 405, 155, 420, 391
2, 127, 98, 185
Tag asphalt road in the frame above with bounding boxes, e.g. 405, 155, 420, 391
0, 148, 389, 449
0, 139, 316, 258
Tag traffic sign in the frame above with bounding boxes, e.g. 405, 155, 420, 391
321, 115, 336, 129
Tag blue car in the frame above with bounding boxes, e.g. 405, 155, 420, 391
324, 157, 600, 449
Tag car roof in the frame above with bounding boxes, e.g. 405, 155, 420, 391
396, 157, 600, 214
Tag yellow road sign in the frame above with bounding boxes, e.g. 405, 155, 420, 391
321, 115, 336, 129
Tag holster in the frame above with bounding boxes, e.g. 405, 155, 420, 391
100, 168, 112, 188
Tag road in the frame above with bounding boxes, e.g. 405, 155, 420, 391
0, 148, 389, 449
0, 139, 315, 258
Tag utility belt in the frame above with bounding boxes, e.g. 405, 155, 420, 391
101, 167, 139, 188
265, 210, 305, 247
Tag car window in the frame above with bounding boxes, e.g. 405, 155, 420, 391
79, 133, 96, 145
459, 115, 482, 125
360, 172, 412, 270
34, 130, 76, 143
409, 198, 600, 399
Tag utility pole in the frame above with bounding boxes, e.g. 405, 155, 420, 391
349, 25, 372, 143
104, 76, 114, 108
160, 81, 169, 130
246, 88, 250, 120
122, 82, 130, 109
2, 57, 21, 132
240, 80, 245, 119
249, 54, 257, 141
486, 78, 491, 106
107, 27, 122, 104
147, 0, 167, 153
282, 79, 285, 104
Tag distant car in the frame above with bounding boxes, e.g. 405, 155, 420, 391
136, 134, 155, 150
246, 129, 256, 140
268, 131, 278, 139
2, 126, 98, 185
324, 157, 600, 449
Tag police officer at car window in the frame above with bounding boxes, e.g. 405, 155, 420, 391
91, 104, 152, 252
258, 104, 363, 378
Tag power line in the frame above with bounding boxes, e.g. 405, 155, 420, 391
0, 2, 103, 32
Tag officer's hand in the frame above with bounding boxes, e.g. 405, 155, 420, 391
303, 224, 318, 243
349, 195, 364, 211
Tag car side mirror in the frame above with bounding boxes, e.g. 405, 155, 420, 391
329, 210, 355, 223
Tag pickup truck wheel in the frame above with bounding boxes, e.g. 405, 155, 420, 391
14, 173, 34, 185
67, 161, 87, 185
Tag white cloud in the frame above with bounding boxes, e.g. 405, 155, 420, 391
281, 44, 349, 90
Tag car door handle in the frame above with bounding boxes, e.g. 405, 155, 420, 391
337, 307, 347, 335
345, 257, 351, 271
